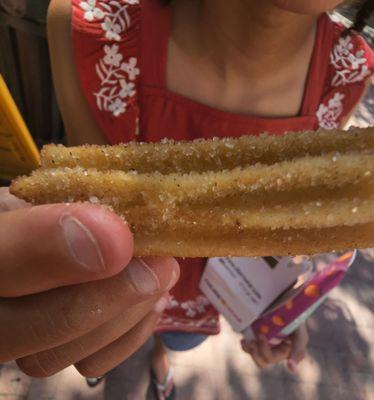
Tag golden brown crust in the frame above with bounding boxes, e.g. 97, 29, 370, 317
134, 224, 374, 257
40, 127, 374, 173
10, 127, 374, 257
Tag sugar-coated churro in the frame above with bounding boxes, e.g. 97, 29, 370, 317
10, 127, 374, 257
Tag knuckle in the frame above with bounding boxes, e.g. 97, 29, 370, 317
52, 291, 108, 336
57, 307, 84, 335
31, 307, 78, 344
45, 292, 96, 339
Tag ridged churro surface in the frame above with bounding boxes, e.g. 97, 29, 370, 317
11, 127, 374, 257
41, 128, 373, 174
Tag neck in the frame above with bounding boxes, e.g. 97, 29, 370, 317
194, 0, 318, 77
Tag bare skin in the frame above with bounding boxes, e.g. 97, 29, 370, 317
0, 187, 180, 377
271, 0, 343, 14
151, 334, 174, 397
168, 0, 317, 117
47, 0, 106, 145
46, 0, 352, 393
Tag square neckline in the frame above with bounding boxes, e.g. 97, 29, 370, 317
141, 1, 332, 124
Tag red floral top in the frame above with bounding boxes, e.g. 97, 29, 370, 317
71, 0, 374, 334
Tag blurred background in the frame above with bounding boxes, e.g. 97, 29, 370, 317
0, 0, 64, 147
0, 1, 373, 399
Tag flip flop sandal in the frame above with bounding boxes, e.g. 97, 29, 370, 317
151, 367, 176, 400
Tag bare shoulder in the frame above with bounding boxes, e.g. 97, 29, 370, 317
46, 0, 73, 74
46, 0, 107, 145
47, 0, 72, 31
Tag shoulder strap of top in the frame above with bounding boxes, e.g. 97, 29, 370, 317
300, 13, 334, 117
71, 0, 141, 144
315, 14, 374, 129
326, 16, 374, 89
140, 0, 172, 88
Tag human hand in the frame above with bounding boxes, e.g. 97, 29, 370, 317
0, 188, 179, 377
241, 323, 309, 372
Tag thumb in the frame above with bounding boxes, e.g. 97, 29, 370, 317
0, 203, 134, 297
287, 324, 309, 372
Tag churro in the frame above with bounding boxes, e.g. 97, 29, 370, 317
10, 127, 374, 257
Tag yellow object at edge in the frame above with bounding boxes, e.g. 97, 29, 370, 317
0, 74, 40, 180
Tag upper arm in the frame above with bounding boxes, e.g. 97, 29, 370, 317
47, 0, 107, 145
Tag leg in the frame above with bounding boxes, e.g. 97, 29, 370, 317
151, 334, 174, 398
151, 332, 208, 399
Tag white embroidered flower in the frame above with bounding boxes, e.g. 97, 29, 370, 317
80, 0, 105, 21
195, 295, 210, 313
108, 98, 126, 116
119, 79, 135, 98
332, 64, 370, 87
348, 49, 366, 69
158, 314, 219, 330
121, 58, 140, 80
316, 92, 345, 130
181, 302, 197, 318
92, 1, 141, 117
331, 36, 353, 65
167, 298, 179, 310
101, 17, 122, 41
83, 1, 139, 42
103, 44, 123, 67
95, 53, 139, 117
169, 295, 211, 318
330, 36, 370, 87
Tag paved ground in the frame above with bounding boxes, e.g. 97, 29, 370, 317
1, 91, 373, 400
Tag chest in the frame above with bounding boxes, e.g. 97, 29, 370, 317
166, 35, 314, 119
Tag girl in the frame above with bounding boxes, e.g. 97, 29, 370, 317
48, 0, 373, 398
